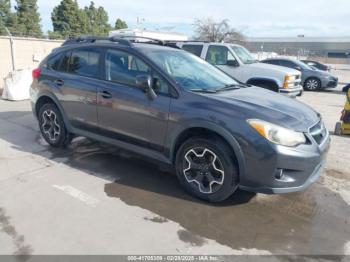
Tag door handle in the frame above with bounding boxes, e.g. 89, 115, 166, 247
99, 90, 112, 99
54, 79, 64, 86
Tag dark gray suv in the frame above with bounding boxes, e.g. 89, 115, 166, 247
30, 36, 330, 202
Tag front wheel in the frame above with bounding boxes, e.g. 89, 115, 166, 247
175, 137, 239, 202
304, 78, 321, 91
38, 103, 72, 147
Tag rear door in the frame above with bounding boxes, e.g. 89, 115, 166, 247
40, 48, 102, 131
97, 48, 171, 152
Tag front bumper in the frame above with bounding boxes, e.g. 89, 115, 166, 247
239, 122, 330, 194
279, 85, 303, 97
322, 77, 338, 89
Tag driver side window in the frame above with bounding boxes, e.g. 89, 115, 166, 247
205, 45, 236, 65
105, 49, 170, 95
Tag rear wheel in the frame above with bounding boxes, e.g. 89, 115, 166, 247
304, 78, 321, 91
38, 103, 72, 147
175, 137, 239, 202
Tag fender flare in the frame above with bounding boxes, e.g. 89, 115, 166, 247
35, 92, 74, 133
168, 120, 246, 179
246, 77, 280, 89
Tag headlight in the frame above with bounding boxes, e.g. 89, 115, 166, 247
283, 75, 296, 89
247, 119, 306, 147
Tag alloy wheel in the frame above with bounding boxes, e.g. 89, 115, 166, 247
41, 110, 61, 142
306, 79, 319, 90
183, 147, 225, 194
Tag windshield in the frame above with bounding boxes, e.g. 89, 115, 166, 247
142, 49, 238, 91
231, 46, 256, 64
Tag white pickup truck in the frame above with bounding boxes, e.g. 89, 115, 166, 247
175, 42, 303, 97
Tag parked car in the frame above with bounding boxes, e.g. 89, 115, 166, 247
301, 60, 331, 72
175, 42, 303, 97
30, 36, 330, 202
262, 58, 338, 91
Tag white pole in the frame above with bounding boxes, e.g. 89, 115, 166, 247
4, 27, 15, 71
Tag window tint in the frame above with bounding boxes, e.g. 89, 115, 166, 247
67, 49, 100, 78
59, 52, 71, 72
263, 60, 279, 65
205, 45, 236, 65
105, 49, 169, 95
279, 60, 297, 69
182, 45, 203, 57
46, 53, 63, 71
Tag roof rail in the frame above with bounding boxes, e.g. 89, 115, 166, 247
62, 36, 133, 47
118, 36, 165, 45
117, 36, 181, 49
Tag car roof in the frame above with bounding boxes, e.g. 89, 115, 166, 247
51, 41, 181, 55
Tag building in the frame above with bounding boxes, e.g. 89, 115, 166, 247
109, 28, 188, 42
247, 37, 350, 63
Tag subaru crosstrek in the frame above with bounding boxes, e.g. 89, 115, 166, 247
30, 36, 330, 202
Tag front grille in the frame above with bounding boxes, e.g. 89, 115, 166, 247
309, 120, 328, 145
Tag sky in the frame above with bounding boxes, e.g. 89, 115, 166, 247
11, 0, 350, 37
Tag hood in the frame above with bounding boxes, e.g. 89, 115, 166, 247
209, 87, 320, 132
249, 62, 300, 75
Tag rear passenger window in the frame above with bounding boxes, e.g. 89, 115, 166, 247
67, 49, 100, 78
182, 45, 203, 57
46, 53, 63, 71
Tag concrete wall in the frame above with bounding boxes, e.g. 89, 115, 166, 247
0, 36, 63, 90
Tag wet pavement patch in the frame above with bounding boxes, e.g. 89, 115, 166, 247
177, 229, 207, 247
101, 151, 350, 255
7, 133, 350, 255
0, 208, 33, 260
144, 216, 168, 223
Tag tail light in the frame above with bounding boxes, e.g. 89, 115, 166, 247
32, 68, 41, 79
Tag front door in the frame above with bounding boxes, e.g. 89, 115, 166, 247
205, 45, 243, 81
97, 48, 171, 151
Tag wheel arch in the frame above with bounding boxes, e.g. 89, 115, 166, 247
246, 77, 280, 91
170, 124, 246, 179
304, 76, 321, 86
35, 93, 73, 133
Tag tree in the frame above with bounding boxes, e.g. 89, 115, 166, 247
84, 1, 111, 36
0, 0, 18, 35
15, 0, 42, 37
51, 0, 88, 38
193, 18, 245, 43
114, 18, 127, 30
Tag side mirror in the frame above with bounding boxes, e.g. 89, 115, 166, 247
295, 66, 302, 71
227, 60, 239, 67
136, 75, 157, 100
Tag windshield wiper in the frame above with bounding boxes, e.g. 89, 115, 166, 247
215, 84, 242, 92
190, 88, 217, 93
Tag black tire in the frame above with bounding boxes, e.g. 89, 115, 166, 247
304, 78, 321, 91
38, 103, 72, 147
175, 137, 239, 202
